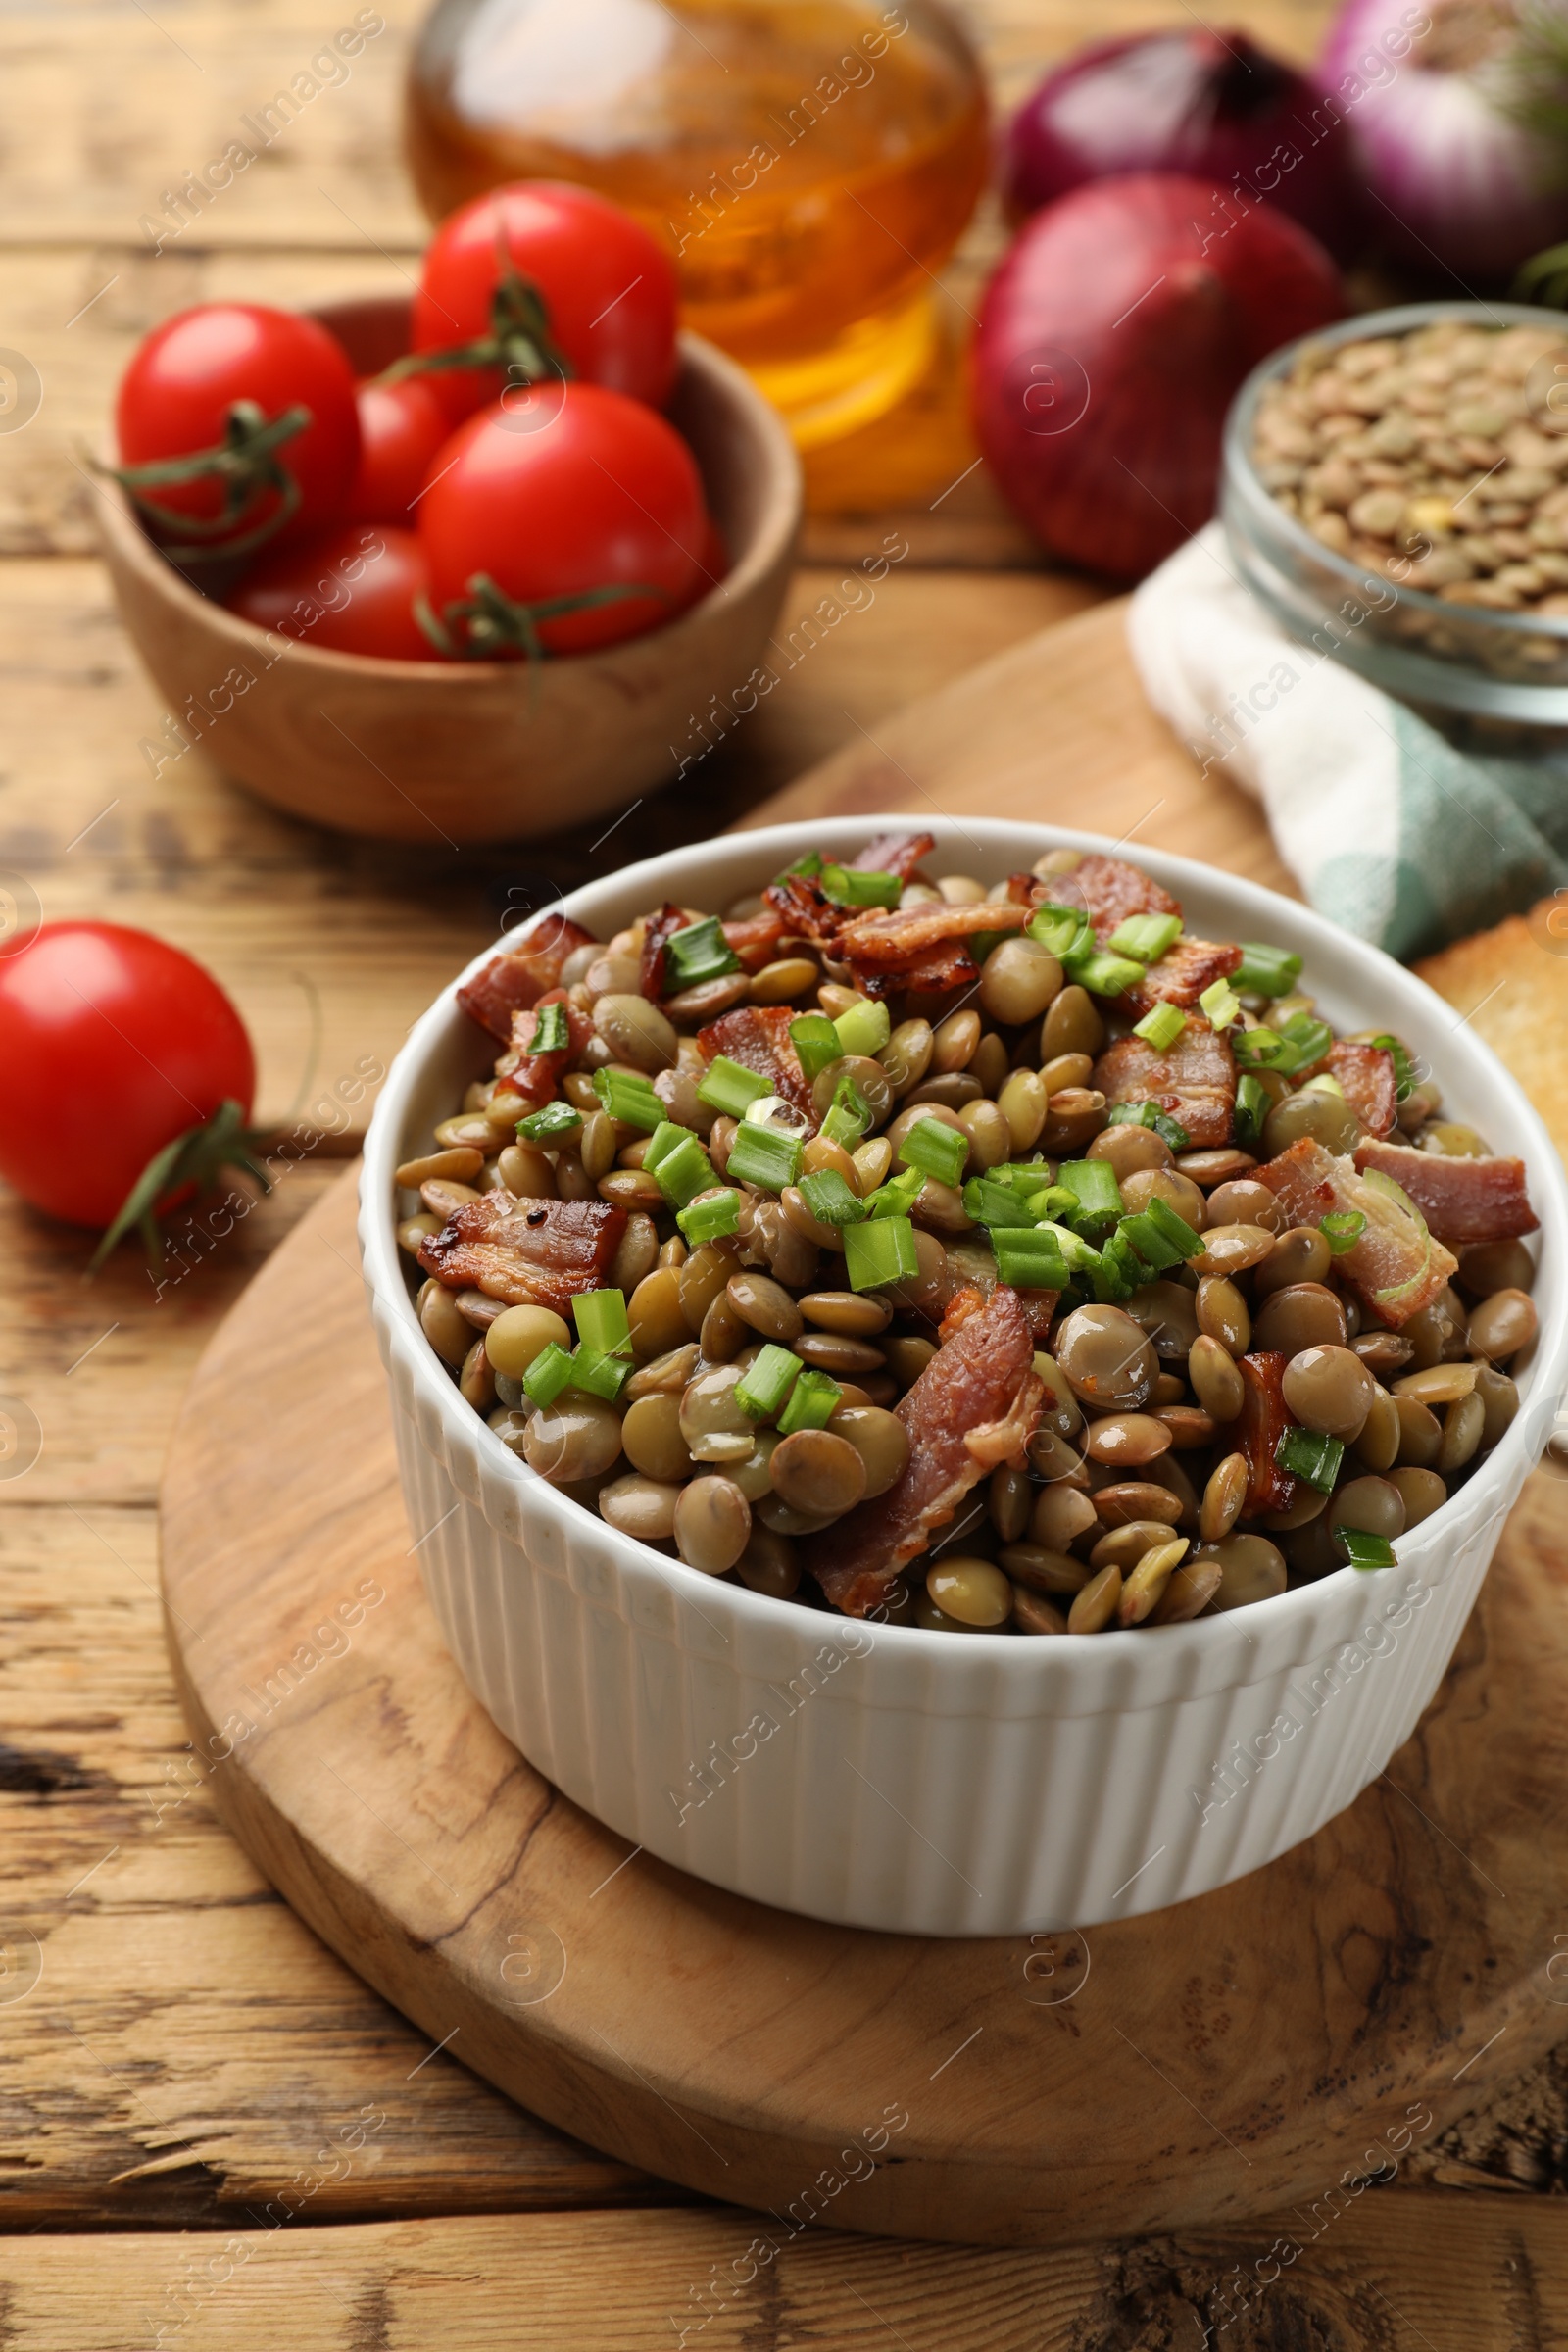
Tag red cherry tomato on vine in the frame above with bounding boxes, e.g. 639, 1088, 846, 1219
417, 383, 709, 658
228, 524, 440, 662
114, 304, 361, 552
0, 924, 255, 1232
348, 377, 453, 522
411, 182, 679, 425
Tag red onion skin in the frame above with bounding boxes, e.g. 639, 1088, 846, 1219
1322, 0, 1568, 283
972, 173, 1346, 581
1002, 29, 1368, 266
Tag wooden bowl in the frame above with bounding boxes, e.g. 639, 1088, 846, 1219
96, 298, 802, 845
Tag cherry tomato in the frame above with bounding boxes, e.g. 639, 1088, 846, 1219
411, 182, 679, 424
417, 383, 708, 658
348, 377, 453, 522
228, 525, 439, 662
114, 304, 361, 552
0, 924, 255, 1231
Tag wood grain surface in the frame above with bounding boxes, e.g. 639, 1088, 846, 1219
7, 0, 1568, 2331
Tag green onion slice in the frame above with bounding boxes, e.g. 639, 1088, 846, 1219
663, 916, 741, 992
528, 1001, 569, 1054
593, 1067, 664, 1131
725, 1120, 804, 1195
777, 1368, 843, 1435
1275, 1426, 1344, 1492
820, 864, 901, 909
571, 1287, 631, 1359
696, 1054, 771, 1119
1107, 911, 1181, 963
1200, 977, 1242, 1031
844, 1215, 918, 1292
789, 1014, 842, 1082
735, 1344, 804, 1422
798, 1168, 867, 1228
1339, 1527, 1396, 1570
897, 1117, 969, 1189
677, 1188, 741, 1244
521, 1341, 573, 1409
1132, 1002, 1186, 1053
516, 1099, 582, 1143
1234, 942, 1303, 998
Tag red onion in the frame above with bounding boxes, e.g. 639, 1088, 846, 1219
972, 173, 1345, 581
1001, 29, 1367, 265
1321, 0, 1568, 282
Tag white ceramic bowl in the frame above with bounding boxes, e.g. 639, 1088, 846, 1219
359, 819, 1568, 1936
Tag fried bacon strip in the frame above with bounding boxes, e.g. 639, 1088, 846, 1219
722, 906, 789, 972
1062, 854, 1182, 943
1093, 1018, 1237, 1149
1122, 937, 1243, 1019
1328, 1042, 1398, 1140
811, 1287, 1044, 1617
1352, 1138, 1539, 1246
457, 915, 598, 1042
1254, 1137, 1457, 1326
761, 870, 850, 953
1237, 1351, 1296, 1514
697, 1004, 815, 1120
638, 904, 689, 1001
418, 1197, 626, 1312
496, 988, 595, 1105
835, 899, 1031, 1000
850, 830, 935, 879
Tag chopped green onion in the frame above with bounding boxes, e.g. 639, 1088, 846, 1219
1105, 1102, 1192, 1153
642, 1119, 691, 1171
593, 1067, 663, 1131
572, 1288, 631, 1358
1055, 1159, 1124, 1230
1320, 1209, 1366, 1255
898, 1117, 968, 1189
521, 1342, 574, 1408
664, 916, 741, 991
1107, 912, 1182, 963
798, 1168, 867, 1228
1234, 1072, 1272, 1151
820, 1075, 872, 1150
1117, 1210, 1186, 1273
696, 1054, 772, 1119
647, 1128, 715, 1209
735, 1344, 804, 1422
1200, 977, 1243, 1031
1232, 1027, 1295, 1070
1339, 1527, 1397, 1571
567, 1347, 631, 1402
821, 864, 901, 908
789, 1014, 842, 1083
677, 1188, 741, 1244
1132, 1002, 1186, 1053
528, 1000, 569, 1054
988, 1162, 1056, 1196
779, 851, 823, 881
1088, 1230, 1142, 1302
726, 1120, 804, 1194
1025, 1184, 1080, 1222
1038, 1219, 1101, 1273
516, 1099, 582, 1144
1275, 1426, 1345, 1492
834, 997, 892, 1059
844, 1215, 918, 1292
1276, 1010, 1333, 1069
1235, 942, 1303, 998
868, 1165, 926, 1220
777, 1368, 843, 1435
963, 1175, 1041, 1230
1144, 1195, 1205, 1258
1300, 1072, 1346, 1100
1369, 1033, 1417, 1102
993, 1227, 1071, 1290
1063, 946, 1145, 998
1029, 903, 1092, 958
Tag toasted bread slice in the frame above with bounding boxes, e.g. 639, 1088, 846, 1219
1416, 901, 1568, 1165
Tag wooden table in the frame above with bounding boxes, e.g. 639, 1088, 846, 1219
4, 0, 1566, 2341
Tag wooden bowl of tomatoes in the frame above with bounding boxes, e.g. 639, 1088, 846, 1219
96, 187, 802, 846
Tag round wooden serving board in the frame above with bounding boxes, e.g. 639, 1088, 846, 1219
162, 1166, 1568, 2248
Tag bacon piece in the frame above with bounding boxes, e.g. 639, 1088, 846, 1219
1068, 854, 1182, 943
1254, 1138, 1457, 1326
1237, 1352, 1296, 1515
722, 906, 789, 973
1329, 1043, 1398, 1140
938, 1274, 1057, 1345
811, 1287, 1044, 1617
1122, 937, 1244, 1018
457, 915, 597, 1043
1093, 1017, 1237, 1149
1352, 1139, 1539, 1247
761, 870, 849, 952
837, 899, 1031, 997
849, 831, 935, 879
1003, 873, 1036, 905
494, 988, 593, 1106
637, 904, 688, 1001
893, 945, 982, 1001
697, 1004, 815, 1121
418, 1196, 626, 1312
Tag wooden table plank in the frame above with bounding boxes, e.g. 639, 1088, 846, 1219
0, 2194, 1562, 2349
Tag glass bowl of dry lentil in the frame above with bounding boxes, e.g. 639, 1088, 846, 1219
360, 818, 1568, 1934
1223, 302, 1568, 721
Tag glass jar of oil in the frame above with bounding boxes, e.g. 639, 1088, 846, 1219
405, 0, 989, 462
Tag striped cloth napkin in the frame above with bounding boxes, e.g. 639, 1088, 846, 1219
1127, 522, 1568, 960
